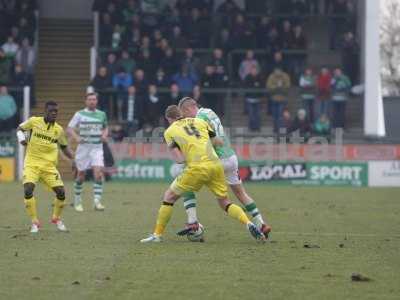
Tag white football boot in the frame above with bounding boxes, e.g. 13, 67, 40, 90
94, 202, 105, 211
30, 222, 40, 233
74, 203, 84, 212
51, 218, 68, 232
140, 234, 162, 243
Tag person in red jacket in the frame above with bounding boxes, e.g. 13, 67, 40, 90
316, 67, 332, 117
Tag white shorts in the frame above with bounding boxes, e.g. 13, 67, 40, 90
221, 155, 242, 185
75, 144, 104, 171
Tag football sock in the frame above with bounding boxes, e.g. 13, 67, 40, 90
245, 202, 265, 227
227, 203, 250, 225
154, 202, 174, 236
74, 180, 83, 205
52, 198, 65, 219
24, 197, 38, 223
93, 181, 103, 204
183, 192, 198, 224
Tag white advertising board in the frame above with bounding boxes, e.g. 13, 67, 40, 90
369, 161, 400, 187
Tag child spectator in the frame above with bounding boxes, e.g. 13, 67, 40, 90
314, 114, 331, 136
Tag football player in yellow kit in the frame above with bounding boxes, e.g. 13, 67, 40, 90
16, 101, 74, 233
140, 105, 265, 243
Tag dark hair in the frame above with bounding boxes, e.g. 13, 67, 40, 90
45, 100, 58, 108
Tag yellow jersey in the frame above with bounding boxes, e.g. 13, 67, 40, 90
164, 118, 219, 166
20, 117, 68, 167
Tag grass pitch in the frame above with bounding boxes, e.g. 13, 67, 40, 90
0, 182, 399, 300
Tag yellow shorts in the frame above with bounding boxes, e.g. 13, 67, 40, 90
171, 161, 228, 199
23, 164, 64, 189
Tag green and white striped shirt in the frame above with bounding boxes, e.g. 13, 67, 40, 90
68, 109, 107, 145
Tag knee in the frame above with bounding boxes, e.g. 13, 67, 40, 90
24, 184, 35, 199
54, 188, 66, 201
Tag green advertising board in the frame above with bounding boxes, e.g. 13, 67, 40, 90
112, 159, 368, 187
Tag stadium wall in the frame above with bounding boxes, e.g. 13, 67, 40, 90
39, 0, 94, 19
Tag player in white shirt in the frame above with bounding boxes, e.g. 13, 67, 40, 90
67, 93, 108, 212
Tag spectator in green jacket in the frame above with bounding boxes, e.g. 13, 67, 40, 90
331, 68, 351, 128
118, 50, 136, 74
0, 86, 17, 131
313, 114, 331, 136
0, 49, 12, 85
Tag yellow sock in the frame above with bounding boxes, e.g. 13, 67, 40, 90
227, 204, 250, 225
24, 197, 38, 223
52, 199, 65, 219
154, 203, 174, 236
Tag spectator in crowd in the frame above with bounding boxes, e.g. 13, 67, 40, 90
123, 85, 143, 134
291, 108, 312, 139
105, 52, 118, 77
0, 49, 11, 84
100, 13, 114, 47
117, 50, 136, 74
281, 108, 293, 134
331, 67, 351, 128
111, 24, 124, 49
316, 67, 332, 116
289, 24, 308, 79
184, 8, 209, 48
268, 51, 288, 76
192, 85, 204, 104
299, 68, 316, 122
15, 37, 35, 73
123, 0, 140, 23
11, 64, 32, 87
0, 86, 17, 131
238, 50, 260, 81
113, 67, 133, 120
144, 84, 162, 128
281, 20, 292, 49
169, 25, 189, 49
244, 65, 263, 131
231, 13, 255, 49
328, 0, 349, 49
266, 26, 282, 54
164, 83, 181, 108
313, 113, 331, 136
215, 28, 234, 53
160, 47, 179, 78
209, 48, 229, 86
2, 36, 19, 58
256, 16, 272, 48
200, 65, 220, 113
133, 69, 148, 97
172, 63, 198, 96
137, 49, 157, 76
181, 47, 200, 78
18, 17, 34, 41
340, 31, 359, 84
90, 66, 112, 113
266, 68, 291, 133
153, 68, 170, 88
